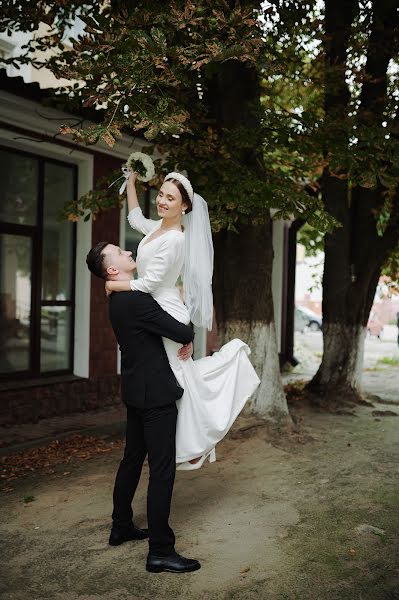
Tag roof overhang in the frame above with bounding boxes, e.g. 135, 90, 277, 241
0, 70, 147, 159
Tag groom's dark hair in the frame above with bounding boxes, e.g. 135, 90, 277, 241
86, 241, 110, 279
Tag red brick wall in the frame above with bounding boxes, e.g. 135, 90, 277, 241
89, 154, 123, 378
0, 376, 120, 427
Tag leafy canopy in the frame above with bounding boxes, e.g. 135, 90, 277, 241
0, 0, 331, 232
1, 0, 398, 251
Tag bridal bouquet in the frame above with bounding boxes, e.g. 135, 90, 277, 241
109, 151, 155, 195
125, 152, 155, 182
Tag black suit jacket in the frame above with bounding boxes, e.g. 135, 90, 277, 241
108, 290, 193, 409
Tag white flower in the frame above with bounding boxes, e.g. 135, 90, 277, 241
125, 151, 155, 182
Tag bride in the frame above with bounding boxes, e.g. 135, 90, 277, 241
105, 169, 260, 469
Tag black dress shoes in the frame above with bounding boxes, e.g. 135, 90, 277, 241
146, 552, 201, 573
109, 524, 149, 546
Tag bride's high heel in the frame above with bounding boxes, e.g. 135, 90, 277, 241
177, 448, 216, 471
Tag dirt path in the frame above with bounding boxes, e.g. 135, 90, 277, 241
1, 391, 398, 600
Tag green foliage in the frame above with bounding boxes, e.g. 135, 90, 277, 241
260, 0, 399, 281
23, 495, 35, 503
378, 355, 399, 366
59, 167, 158, 222
0, 0, 335, 233
298, 223, 398, 287
1, 0, 398, 257
381, 246, 399, 290
297, 223, 324, 257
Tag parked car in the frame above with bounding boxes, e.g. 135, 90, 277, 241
294, 307, 308, 332
367, 313, 384, 338
295, 306, 322, 332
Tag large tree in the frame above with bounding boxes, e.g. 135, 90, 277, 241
262, 0, 399, 403
312, 0, 399, 401
2, 1, 331, 425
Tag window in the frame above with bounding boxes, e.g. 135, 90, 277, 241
0, 146, 77, 378
124, 188, 158, 259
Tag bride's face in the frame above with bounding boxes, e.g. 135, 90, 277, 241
156, 181, 187, 220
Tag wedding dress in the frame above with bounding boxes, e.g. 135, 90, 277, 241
128, 206, 260, 469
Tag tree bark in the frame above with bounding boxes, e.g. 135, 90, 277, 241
206, 58, 290, 425
213, 222, 289, 425
307, 0, 399, 402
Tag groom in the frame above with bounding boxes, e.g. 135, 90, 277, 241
86, 241, 201, 573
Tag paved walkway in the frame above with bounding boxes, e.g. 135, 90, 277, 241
0, 405, 126, 454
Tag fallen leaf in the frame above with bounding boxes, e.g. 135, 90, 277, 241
1, 434, 124, 489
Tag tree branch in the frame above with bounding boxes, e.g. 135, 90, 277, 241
323, 0, 359, 118
358, 0, 399, 121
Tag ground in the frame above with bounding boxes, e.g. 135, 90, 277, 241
1, 331, 398, 600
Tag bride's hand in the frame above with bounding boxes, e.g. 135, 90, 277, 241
105, 281, 113, 297
126, 168, 138, 187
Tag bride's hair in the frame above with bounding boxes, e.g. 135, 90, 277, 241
168, 178, 193, 214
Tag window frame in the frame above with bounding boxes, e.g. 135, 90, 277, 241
0, 144, 77, 380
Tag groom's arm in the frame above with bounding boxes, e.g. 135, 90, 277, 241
139, 295, 194, 345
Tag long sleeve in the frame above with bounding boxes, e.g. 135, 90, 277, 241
127, 206, 159, 236
141, 299, 194, 345
130, 233, 184, 295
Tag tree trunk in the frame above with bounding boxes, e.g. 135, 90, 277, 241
308, 184, 395, 402
206, 57, 290, 425
314, 323, 366, 392
213, 222, 289, 426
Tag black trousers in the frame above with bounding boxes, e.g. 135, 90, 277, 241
112, 402, 178, 556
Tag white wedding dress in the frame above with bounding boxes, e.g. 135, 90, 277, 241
128, 207, 260, 469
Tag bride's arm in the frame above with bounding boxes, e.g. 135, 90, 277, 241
126, 170, 139, 212
105, 234, 183, 296
105, 280, 131, 295
126, 173, 159, 236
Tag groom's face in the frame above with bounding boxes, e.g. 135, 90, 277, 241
102, 244, 136, 278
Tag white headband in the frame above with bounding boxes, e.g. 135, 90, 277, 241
164, 171, 194, 202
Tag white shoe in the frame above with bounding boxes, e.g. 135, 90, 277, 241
177, 448, 216, 471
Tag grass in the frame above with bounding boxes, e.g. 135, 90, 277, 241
377, 355, 399, 366
271, 493, 399, 599
23, 494, 35, 503
259, 413, 399, 600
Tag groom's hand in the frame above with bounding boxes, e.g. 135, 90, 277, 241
178, 342, 193, 361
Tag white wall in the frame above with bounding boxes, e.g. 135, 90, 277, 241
271, 218, 286, 352
0, 24, 81, 90
0, 31, 33, 83
295, 246, 324, 303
